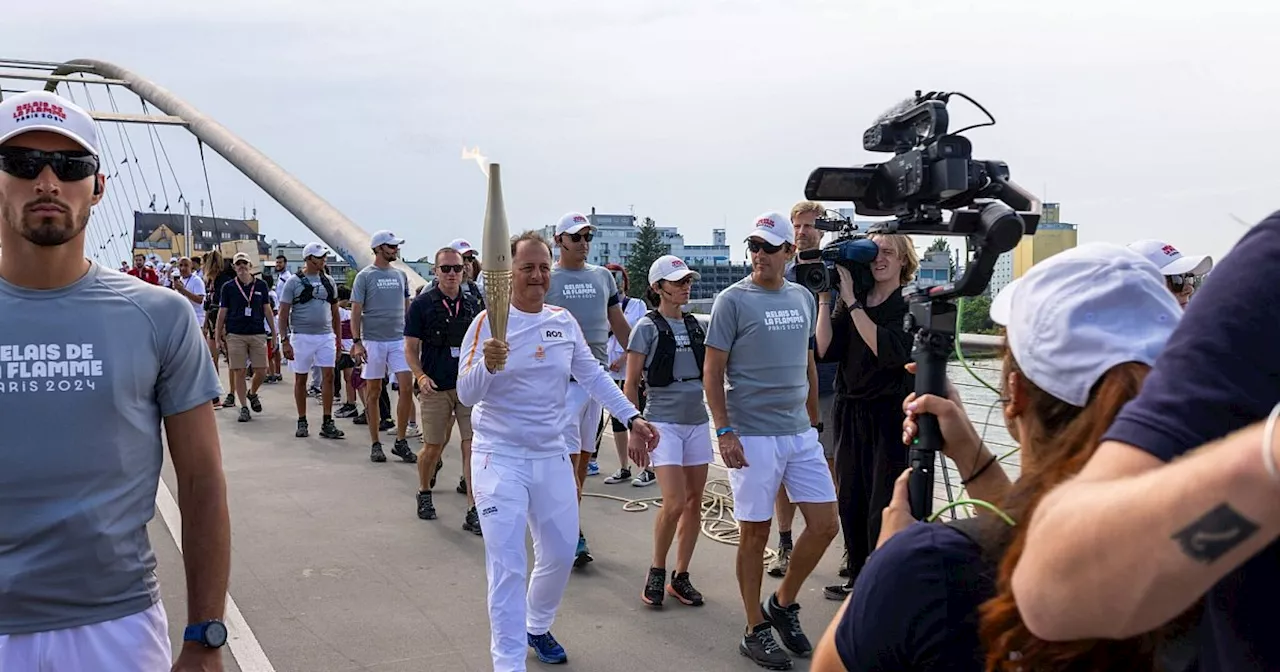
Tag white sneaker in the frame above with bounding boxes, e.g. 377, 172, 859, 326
405, 423, 422, 438
631, 469, 657, 487
603, 468, 632, 485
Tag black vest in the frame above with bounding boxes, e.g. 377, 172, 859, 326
422, 287, 474, 349
295, 273, 337, 305
644, 310, 705, 388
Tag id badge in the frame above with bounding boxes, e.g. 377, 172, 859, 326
450, 347, 461, 358
244, 307, 252, 317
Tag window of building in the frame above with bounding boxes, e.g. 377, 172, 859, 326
201, 230, 212, 239
221, 232, 231, 240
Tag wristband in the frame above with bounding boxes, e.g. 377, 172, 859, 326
716, 427, 735, 437
961, 452, 998, 485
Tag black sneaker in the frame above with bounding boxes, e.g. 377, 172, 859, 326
238, 406, 251, 422
223, 393, 236, 408
391, 439, 417, 463
668, 571, 704, 606
378, 419, 395, 432
762, 594, 811, 658
248, 393, 262, 413
429, 458, 443, 489
352, 411, 368, 425
457, 476, 468, 494
740, 623, 792, 670
574, 533, 593, 568
838, 547, 850, 578
335, 403, 358, 418
416, 491, 437, 520
642, 567, 665, 607
319, 418, 344, 439
463, 506, 482, 535
296, 418, 309, 437
823, 581, 853, 601
370, 442, 386, 463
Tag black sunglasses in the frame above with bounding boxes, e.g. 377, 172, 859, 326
0, 147, 99, 182
565, 232, 593, 243
437, 264, 464, 274
747, 239, 785, 255
1167, 274, 1200, 292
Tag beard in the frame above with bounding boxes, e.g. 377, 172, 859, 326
17, 198, 88, 247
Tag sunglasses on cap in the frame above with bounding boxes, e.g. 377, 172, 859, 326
564, 232, 593, 243
437, 264, 465, 274
747, 239, 785, 255
0, 147, 99, 182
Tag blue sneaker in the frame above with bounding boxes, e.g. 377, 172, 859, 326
586, 460, 600, 476
574, 533, 593, 568
528, 631, 567, 664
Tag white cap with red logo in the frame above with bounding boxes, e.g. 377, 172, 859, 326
0, 91, 100, 156
449, 238, 476, 257
648, 254, 700, 285
1126, 239, 1213, 277
745, 211, 795, 247
303, 242, 330, 259
555, 212, 593, 236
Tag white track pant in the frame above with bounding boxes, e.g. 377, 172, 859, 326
0, 600, 170, 671
471, 450, 579, 672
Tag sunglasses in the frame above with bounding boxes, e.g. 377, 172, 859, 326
1168, 274, 1200, 292
564, 232, 593, 243
438, 264, 465, 274
747, 239, 785, 255
0, 147, 99, 182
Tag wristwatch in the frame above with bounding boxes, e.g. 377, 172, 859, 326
626, 414, 644, 430
183, 620, 228, 649
812, 422, 824, 434
352, 337, 362, 344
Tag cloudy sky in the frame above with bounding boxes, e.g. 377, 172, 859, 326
4, 0, 1275, 265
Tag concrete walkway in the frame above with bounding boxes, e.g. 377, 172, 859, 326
152, 380, 850, 671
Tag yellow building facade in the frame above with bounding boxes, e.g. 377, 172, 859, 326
1011, 222, 1078, 278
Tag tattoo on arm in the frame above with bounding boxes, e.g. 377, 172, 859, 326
1171, 503, 1260, 563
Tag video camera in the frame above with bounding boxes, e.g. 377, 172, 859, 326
793, 212, 879, 297
802, 90, 1042, 521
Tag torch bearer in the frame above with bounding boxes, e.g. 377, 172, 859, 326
481, 163, 512, 369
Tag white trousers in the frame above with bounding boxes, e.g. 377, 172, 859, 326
471, 450, 579, 672
562, 382, 603, 455
0, 600, 170, 671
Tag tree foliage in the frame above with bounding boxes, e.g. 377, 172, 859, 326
624, 217, 670, 298
959, 295, 997, 334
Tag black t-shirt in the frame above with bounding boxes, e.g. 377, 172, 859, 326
205, 268, 235, 311
404, 287, 480, 391
821, 288, 914, 401
219, 278, 270, 335
835, 521, 991, 670
1102, 212, 1280, 672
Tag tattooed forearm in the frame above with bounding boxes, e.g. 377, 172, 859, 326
1172, 503, 1261, 563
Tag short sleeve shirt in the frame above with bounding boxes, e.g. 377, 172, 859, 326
351, 266, 410, 342
546, 264, 619, 366
627, 313, 710, 425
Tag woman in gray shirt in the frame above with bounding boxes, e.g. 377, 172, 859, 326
625, 255, 713, 610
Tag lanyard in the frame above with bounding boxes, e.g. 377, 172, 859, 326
441, 295, 461, 319
236, 279, 256, 304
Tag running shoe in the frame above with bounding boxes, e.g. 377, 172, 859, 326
296, 418, 309, 438
574, 533, 593, 568
642, 567, 665, 607
391, 439, 417, 463
319, 418, 345, 439
527, 631, 567, 664
766, 544, 792, 578
740, 623, 792, 670
416, 491, 436, 520
248, 393, 262, 413
463, 506, 482, 536
370, 442, 386, 463
668, 571, 704, 606
762, 594, 812, 657
586, 460, 599, 476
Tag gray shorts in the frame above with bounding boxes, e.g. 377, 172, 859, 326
819, 393, 836, 460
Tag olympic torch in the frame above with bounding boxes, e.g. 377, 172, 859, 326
481, 163, 512, 368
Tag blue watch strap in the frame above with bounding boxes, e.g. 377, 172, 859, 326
716, 427, 735, 437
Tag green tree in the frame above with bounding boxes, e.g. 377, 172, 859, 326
959, 295, 996, 334
927, 237, 958, 280
624, 217, 670, 298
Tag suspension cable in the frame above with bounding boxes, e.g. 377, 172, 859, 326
197, 140, 217, 219
104, 88, 151, 211
140, 100, 185, 208
77, 78, 135, 265
138, 101, 171, 212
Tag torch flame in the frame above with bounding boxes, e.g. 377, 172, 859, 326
461, 146, 490, 178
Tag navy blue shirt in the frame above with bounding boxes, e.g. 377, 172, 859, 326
835, 521, 991, 671
1102, 212, 1280, 672
219, 277, 270, 336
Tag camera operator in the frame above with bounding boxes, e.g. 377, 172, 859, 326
814, 233, 917, 599
1012, 215, 1280, 672
768, 200, 843, 580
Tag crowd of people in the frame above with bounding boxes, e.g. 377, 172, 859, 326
4, 87, 1276, 672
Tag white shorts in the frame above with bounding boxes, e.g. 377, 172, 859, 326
728, 429, 837, 523
362, 338, 410, 379
0, 600, 171, 671
288, 332, 337, 374
563, 381, 603, 455
650, 421, 714, 468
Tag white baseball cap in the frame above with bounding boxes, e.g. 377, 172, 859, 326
1126, 239, 1213, 277
449, 238, 476, 257
370, 230, 405, 248
232, 252, 253, 264
648, 254, 700, 285
990, 242, 1181, 407
555, 212, 593, 236
302, 242, 330, 259
745, 211, 795, 247
0, 91, 100, 156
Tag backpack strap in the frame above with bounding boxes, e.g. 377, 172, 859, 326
320, 274, 337, 304
683, 312, 705, 377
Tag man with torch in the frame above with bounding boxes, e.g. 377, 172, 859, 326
458, 164, 658, 670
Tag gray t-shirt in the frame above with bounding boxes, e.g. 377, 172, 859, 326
546, 264, 619, 365
705, 277, 816, 436
627, 313, 710, 426
351, 265, 409, 342
0, 263, 220, 635
280, 273, 335, 335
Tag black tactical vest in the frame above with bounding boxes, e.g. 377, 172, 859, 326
644, 310, 705, 388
